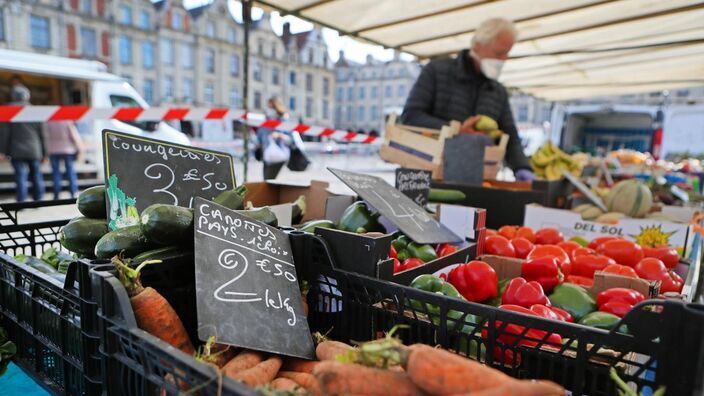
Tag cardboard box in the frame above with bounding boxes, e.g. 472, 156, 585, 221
244, 180, 337, 223
524, 205, 694, 257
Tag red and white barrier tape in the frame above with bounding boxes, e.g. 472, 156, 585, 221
0, 105, 377, 144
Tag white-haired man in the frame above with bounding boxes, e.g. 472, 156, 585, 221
400, 18, 534, 180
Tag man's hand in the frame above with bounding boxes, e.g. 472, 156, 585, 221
459, 115, 481, 134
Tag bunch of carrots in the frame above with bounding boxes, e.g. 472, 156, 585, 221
113, 256, 565, 395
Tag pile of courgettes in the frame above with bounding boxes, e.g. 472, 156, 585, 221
13, 247, 74, 283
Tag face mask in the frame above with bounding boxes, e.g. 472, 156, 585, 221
479, 58, 505, 80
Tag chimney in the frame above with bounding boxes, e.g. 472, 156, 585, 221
393, 50, 400, 61
283, 22, 291, 43
338, 49, 345, 61
366, 54, 374, 64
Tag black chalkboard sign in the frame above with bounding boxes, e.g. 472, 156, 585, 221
395, 168, 431, 206
329, 168, 461, 244
103, 130, 235, 230
193, 197, 314, 359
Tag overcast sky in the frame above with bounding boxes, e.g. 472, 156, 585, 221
181, 0, 415, 64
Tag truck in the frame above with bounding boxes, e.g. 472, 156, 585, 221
0, 48, 189, 175
549, 103, 704, 160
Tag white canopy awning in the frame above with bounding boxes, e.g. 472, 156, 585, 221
254, 0, 704, 100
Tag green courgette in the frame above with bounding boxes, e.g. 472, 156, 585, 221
94, 225, 156, 259
235, 207, 278, 227
59, 217, 109, 257
291, 195, 306, 225
140, 204, 194, 245
298, 219, 335, 233
428, 188, 466, 203
213, 185, 247, 210
77, 185, 107, 219
132, 246, 191, 265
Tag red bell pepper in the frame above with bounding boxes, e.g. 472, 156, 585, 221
521, 256, 562, 293
447, 261, 498, 302
549, 306, 573, 322
660, 270, 684, 294
400, 258, 424, 272
502, 277, 549, 308
642, 246, 679, 269
566, 274, 594, 287
599, 300, 634, 318
392, 258, 402, 274
635, 258, 684, 294
571, 248, 616, 277
596, 288, 645, 307
436, 243, 458, 257
602, 263, 638, 278
389, 245, 397, 259
529, 304, 563, 322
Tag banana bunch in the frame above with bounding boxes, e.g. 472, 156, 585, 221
475, 115, 504, 140
530, 141, 583, 180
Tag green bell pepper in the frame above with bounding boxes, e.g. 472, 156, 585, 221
485, 278, 510, 307
548, 283, 597, 321
337, 202, 386, 234
579, 311, 621, 330
407, 242, 438, 262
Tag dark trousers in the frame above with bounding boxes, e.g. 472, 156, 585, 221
49, 154, 78, 199
263, 162, 285, 180
11, 159, 45, 202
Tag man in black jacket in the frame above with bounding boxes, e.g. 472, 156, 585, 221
400, 18, 534, 180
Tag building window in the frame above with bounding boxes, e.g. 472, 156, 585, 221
370, 105, 378, 119
229, 87, 239, 108
385, 86, 392, 98
180, 43, 193, 69
80, 27, 97, 58
81, 0, 92, 14
229, 54, 239, 77
306, 74, 313, 92
336, 87, 343, 101
119, 5, 132, 25
161, 39, 174, 65
358, 87, 365, 99
30, 15, 50, 49
139, 9, 150, 29
206, 20, 215, 38
305, 98, 313, 118
227, 27, 236, 43
677, 89, 690, 98
308, 50, 314, 64
253, 62, 262, 82
347, 87, 353, 101
371, 86, 378, 98
205, 48, 215, 73
271, 44, 276, 59
271, 67, 280, 85
323, 78, 330, 96
323, 100, 329, 119
163, 76, 173, 100
289, 97, 296, 111
254, 91, 262, 109
335, 107, 342, 123
183, 78, 193, 103
142, 41, 154, 69
118, 36, 132, 65
517, 105, 528, 122
357, 106, 365, 122
204, 83, 214, 105
143, 78, 154, 104
289, 71, 296, 85
346, 105, 353, 122
397, 85, 407, 98
172, 12, 182, 30
0, 8, 4, 41
541, 107, 551, 122
257, 39, 263, 55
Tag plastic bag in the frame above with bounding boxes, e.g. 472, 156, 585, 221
263, 137, 290, 164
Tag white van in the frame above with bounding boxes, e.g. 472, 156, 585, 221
0, 48, 189, 173
549, 103, 704, 159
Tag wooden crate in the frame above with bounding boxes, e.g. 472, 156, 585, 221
380, 113, 507, 180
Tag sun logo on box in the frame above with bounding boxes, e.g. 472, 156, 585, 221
631, 225, 676, 247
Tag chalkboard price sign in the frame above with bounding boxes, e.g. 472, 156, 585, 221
193, 197, 314, 359
103, 130, 236, 230
395, 168, 431, 206
329, 168, 461, 244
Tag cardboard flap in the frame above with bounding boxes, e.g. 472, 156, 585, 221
591, 271, 658, 297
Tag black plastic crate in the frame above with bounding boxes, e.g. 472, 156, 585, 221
0, 213, 103, 395
291, 232, 704, 396
88, 257, 256, 396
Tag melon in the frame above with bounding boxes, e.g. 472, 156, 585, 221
605, 180, 653, 218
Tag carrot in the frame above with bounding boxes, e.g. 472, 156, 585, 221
270, 377, 301, 392
278, 371, 322, 396
113, 257, 194, 354
404, 344, 512, 395
233, 356, 283, 387
313, 361, 422, 396
282, 358, 320, 373
449, 380, 564, 396
196, 336, 238, 368
315, 340, 354, 361
222, 350, 264, 378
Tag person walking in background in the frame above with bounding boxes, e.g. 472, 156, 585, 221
255, 97, 291, 180
0, 76, 47, 202
47, 121, 84, 199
